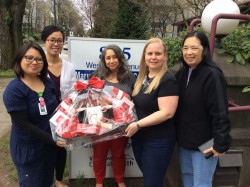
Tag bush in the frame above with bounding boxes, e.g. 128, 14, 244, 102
220, 23, 250, 65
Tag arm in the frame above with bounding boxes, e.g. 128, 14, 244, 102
125, 95, 179, 137
10, 111, 67, 147
204, 68, 231, 156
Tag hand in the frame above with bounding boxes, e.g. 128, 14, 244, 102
203, 147, 224, 157
56, 140, 67, 147
125, 122, 139, 137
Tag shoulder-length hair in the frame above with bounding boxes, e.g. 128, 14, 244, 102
133, 37, 168, 96
93, 44, 131, 83
12, 43, 48, 81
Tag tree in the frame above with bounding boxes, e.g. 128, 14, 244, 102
92, 0, 118, 38
109, 0, 150, 39
75, 0, 98, 37
0, 0, 27, 70
57, 0, 85, 37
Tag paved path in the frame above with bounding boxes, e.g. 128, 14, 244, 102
0, 78, 12, 138
0, 78, 19, 187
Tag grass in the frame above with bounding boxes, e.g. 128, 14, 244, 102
0, 131, 78, 186
0, 69, 15, 78
0, 132, 119, 187
0, 132, 18, 183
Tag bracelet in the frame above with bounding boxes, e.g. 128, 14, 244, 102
136, 123, 141, 130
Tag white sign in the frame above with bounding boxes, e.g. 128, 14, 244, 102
70, 138, 142, 178
68, 37, 147, 80
68, 37, 146, 179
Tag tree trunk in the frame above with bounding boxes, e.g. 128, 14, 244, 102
0, 0, 26, 70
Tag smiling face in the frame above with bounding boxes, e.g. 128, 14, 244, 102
21, 48, 44, 77
144, 42, 167, 73
104, 49, 120, 73
43, 31, 63, 56
182, 36, 204, 69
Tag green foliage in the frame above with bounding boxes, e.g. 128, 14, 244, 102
92, 0, 118, 38
32, 33, 41, 41
73, 174, 86, 187
220, 23, 250, 65
242, 86, 250, 93
0, 69, 15, 78
164, 36, 182, 67
163, 30, 188, 67
23, 33, 36, 43
109, 0, 150, 39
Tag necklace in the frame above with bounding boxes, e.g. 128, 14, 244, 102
142, 75, 154, 90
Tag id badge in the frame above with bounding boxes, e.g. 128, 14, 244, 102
38, 103, 48, 115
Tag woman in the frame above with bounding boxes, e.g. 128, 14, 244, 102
175, 31, 231, 187
91, 44, 136, 187
3, 43, 67, 187
125, 38, 179, 187
41, 25, 76, 187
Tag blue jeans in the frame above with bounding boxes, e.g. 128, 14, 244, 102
131, 136, 176, 187
179, 147, 218, 187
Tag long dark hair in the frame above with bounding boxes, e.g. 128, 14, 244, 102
92, 44, 132, 83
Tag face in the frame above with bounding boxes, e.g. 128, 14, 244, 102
21, 48, 44, 77
44, 31, 64, 56
144, 42, 167, 72
104, 49, 120, 72
182, 36, 204, 69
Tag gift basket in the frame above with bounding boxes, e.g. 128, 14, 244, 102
50, 76, 137, 150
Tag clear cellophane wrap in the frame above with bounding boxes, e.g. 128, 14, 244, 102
50, 76, 137, 150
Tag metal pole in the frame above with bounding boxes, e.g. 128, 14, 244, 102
189, 18, 201, 32
210, 13, 250, 56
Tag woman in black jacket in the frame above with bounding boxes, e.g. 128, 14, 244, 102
175, 31, 231, 187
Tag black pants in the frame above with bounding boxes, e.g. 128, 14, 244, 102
55, 146, 67, 181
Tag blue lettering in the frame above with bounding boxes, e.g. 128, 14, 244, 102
128, 64, 140, 70
85, 62, 99, 69
75, 70, 93, 80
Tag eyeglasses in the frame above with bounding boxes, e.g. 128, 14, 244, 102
24, 55, 44, 64
182, 46, 202, 52
46, 39, 64, 45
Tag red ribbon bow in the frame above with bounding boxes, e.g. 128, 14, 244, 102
74, 77, 105, 91
88, 76, 105, 89
74, 81, 88, 91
